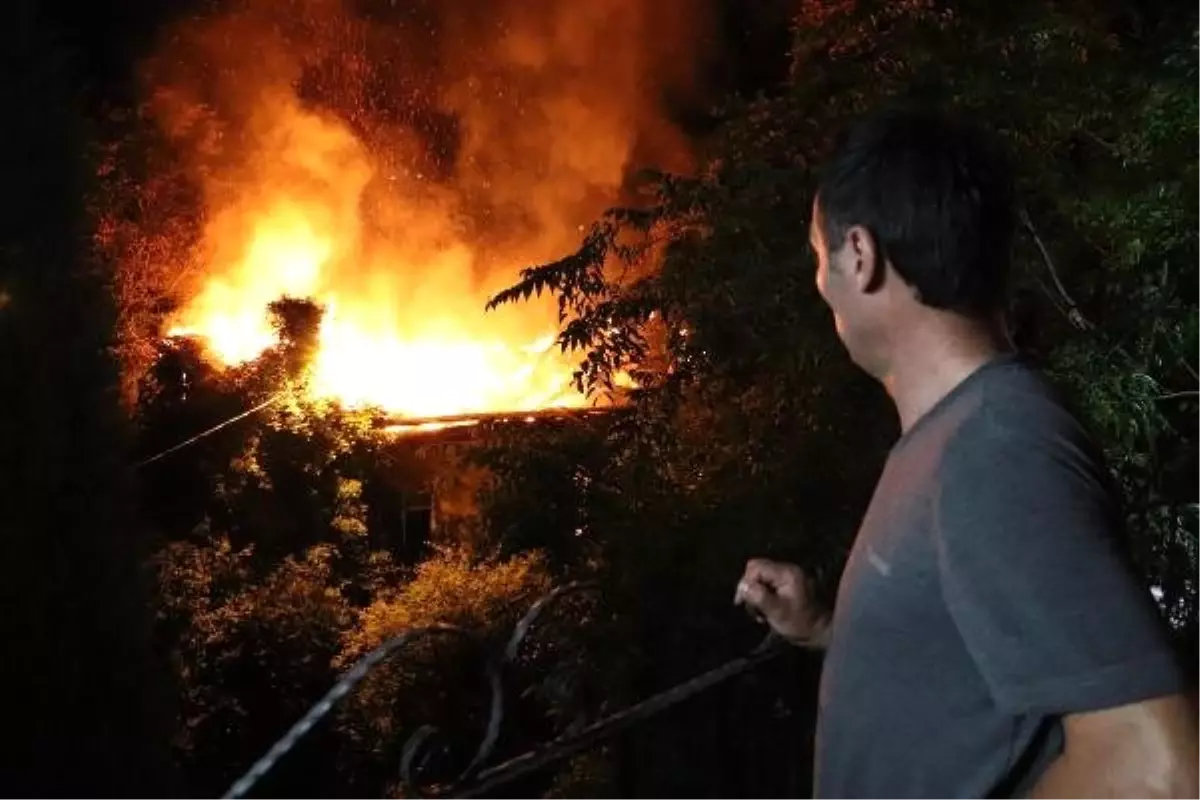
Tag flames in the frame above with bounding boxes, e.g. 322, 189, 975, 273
139, 0, 707, 419
164, 91, 582, 418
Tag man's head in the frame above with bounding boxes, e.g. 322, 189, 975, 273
809, 107, 1016, 377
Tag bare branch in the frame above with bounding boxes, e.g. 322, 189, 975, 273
1079, 128, 1122, 159
1018, 207, 1094, 331
1155, 390, 1199, 401
1180, 360, 1199, 383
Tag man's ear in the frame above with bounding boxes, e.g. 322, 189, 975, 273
846, 225, 884, 294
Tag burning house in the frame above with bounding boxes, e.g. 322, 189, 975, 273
125, 0, 703, 413
111, 0, 705, 562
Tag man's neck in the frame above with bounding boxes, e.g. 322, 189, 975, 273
881, 313, 1011, 433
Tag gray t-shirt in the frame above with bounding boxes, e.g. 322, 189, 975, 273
814, 355, 1187, 798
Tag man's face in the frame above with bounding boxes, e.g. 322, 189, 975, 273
809, 199, 885, 374
810, 202, 852, 343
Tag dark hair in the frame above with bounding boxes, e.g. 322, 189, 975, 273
815, 106, 1016, 315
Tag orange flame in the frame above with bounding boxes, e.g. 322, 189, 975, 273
163, 93, 584, 417
145, 0, 706, 419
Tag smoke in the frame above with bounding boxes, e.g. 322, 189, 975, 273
147, 0, 709, 286
136, 0, 713, 413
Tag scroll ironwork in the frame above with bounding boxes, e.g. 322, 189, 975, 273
222, 581, 785, 799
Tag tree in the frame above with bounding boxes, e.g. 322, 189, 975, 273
154, 539, 358, 796
336, 546, 564, 796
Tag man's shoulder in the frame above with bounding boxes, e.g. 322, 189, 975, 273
941, 358, 1114, 495
963, 358, 1093, 449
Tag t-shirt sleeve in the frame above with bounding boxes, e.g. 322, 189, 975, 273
934, 402, 1187, 716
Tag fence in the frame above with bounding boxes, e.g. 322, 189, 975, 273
224, 583, 822, 798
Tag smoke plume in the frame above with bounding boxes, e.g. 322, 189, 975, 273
138, 0, 712, 415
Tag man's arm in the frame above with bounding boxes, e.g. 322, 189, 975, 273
935, 396, 1192, 793
1029, 694, 1198, 798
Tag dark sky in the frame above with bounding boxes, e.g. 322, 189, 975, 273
48, 0, 794, 106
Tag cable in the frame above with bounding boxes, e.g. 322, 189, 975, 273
135, 392, 285, 468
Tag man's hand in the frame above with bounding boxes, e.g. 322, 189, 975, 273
734, 558, 829, 647
1029, 693, 1199, 798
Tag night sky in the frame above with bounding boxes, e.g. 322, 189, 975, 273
50, 0, 795, 113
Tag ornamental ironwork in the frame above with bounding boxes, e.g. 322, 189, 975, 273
223, 582, 786, 799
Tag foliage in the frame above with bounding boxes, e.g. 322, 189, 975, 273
136, 301, 411, 564
138, 302, 604, 795
153, 539, 356, 795
93, 100, 205, 408
335, 546, 566, 795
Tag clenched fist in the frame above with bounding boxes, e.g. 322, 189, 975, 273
734, 558, 830, 647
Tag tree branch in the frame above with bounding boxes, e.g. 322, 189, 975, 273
1179, 360, 1199, 383
1080, 128, 1123, 159
1019, 207, 1094, 331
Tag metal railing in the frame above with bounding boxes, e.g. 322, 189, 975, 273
223, 582, 811, 799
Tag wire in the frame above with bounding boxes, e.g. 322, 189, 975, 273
135, 392, 285, 468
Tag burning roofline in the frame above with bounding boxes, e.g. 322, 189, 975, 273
377, 404, 625, 438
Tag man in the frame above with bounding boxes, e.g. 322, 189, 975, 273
734, 108, 1198, 798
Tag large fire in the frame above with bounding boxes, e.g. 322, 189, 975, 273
140, 0, 706, 419
164, 92, 584, 418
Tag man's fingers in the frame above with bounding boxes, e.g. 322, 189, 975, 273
734, 574, 776, 605
740, 579, 770, 607
744, 558, 798, 591
736, 578, 783, 619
